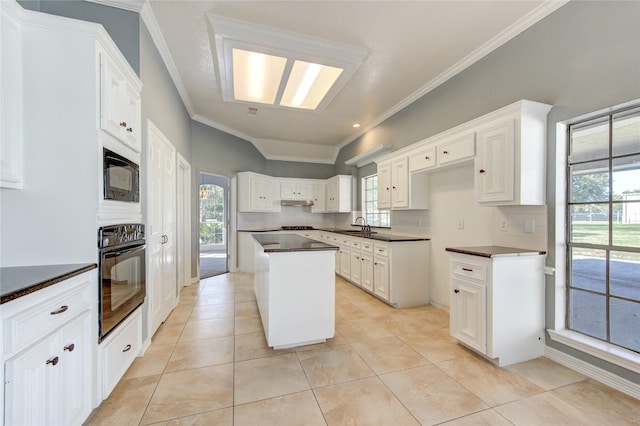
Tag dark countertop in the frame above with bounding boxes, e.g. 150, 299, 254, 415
238, 228, 430, 242
0, 263, 97, 304
253, 234, 339, 253
445, 246, 546, 258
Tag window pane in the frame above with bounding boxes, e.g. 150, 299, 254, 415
610, 251, 640, 300
612, 155, 640, 198
610, 298, 640, 353
570, 160, 609, 203
612, 220, 640, 247
612, 108, 640, 157
570, 117, 609, 163
570, 205, 609, 244
570, 248, 606, 293
569, 289, 607, 340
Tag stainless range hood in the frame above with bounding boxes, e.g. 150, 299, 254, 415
281, 199, 314, 207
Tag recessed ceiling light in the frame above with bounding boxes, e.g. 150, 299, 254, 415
208, 14, 368, 112
352, 123, 361, 128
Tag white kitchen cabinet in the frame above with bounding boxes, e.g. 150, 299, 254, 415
408, 145, 436, 173
338, 243, 351, 279
326, 175, 352, 212
475, 101, 552, 205
373, 254, 390, 300
237, 172, 281, 213
377, 158, 429, 210
100, 52, 142, 152
2, 270, 97, 426
311, 182, 327, 212
99, 307, 142, 399
0, 1, 23, 189
437, 132, 475, 167
280, 180, 312, 200
448, 251, 545, 366
361, 252, 374, 292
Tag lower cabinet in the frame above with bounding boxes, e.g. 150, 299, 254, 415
448, 252, 545, 366
2, 270, 98, 425
99, 307, 142, 399
333, 235, 430, 308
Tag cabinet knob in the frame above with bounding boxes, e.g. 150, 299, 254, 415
126, 127, 133, 133
64, 343, 75, 352
454, 289, 460, 294
46, 356, 59, 366
374, 262, 378, 265
386, 187, 390, 191
479, 169, 486, 174
425, 156, 430, 160
50, 305, 69, 315
120, 121, 127, 127
392, 186, 396, 189
122, 344, 132, 352
443, 150, 449, 155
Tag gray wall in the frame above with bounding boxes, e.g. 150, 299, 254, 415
266, 160, 336, 179
17, 0, 140, 74
336, 1, 640, 384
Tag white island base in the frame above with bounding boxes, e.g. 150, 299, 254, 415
254, 235, 336, 349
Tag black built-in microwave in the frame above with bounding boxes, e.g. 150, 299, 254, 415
103, 148, 139, 202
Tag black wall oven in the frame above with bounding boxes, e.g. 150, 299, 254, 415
98, 224, 146, 342
103, 148, 140, 203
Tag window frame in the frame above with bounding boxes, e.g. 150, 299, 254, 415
361, 174, 390, 228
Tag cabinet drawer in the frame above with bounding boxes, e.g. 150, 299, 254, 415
350, 239, 361, 249
360, 241, 374, 253
101, 307, 141, 398
373, 244, 389, 257
409, 146, 437, 172
3, 276, 93, 354
438, 133, 475, 166
451, 261, 486, 281
340, 237, 351, 246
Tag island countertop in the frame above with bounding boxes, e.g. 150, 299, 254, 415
0, 263, 98, 304
253, 234, 339, 253
445, 246, 546, 258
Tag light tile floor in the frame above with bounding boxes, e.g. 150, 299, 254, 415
86, 272, 640, 425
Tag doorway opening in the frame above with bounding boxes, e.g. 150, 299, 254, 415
199, 172, 229, 278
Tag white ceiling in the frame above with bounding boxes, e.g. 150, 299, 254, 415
95, 1, 567, 164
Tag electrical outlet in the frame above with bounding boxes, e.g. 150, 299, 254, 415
500, 220, 508, 232
457, 218, 464, 229
524, 218, 535, 233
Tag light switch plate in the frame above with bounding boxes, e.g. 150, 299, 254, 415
524, 219, 535, 233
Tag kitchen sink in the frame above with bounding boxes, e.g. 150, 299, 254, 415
337, 229, 377, 235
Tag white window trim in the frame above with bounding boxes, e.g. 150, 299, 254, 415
549, 103, 640, 374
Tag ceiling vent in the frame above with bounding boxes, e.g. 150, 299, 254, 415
207, 14, 368, 112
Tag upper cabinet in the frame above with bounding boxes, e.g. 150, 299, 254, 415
326, 175, 352, 212
238, 172, 281, 213
377, 157, 429, 211
311, 182, 327, 213
475, 101, 552, 206
280, 180, 312, 200
376, 100, 551, 207
0, 1, 23, 189
99, 52, 142, 152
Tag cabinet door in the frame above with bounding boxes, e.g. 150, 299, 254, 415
101, 53, 126, 142
391, 157, 409, 208
361, 253, 374, 292
59, 311, 93, 425
339, 247, 351, 278
280, 182, 296, 199
5, 333, 61, 425
373, 255, 389, 301
438, 132, 475, 166
377, 162, 391, 209
121, 83, 141, 151
409, 146, 437, 173
311, 182, 326, 212
350, 250, 361, 285
250, 178, 267, 211
296, 181, 312, 199
451, 279, 486, 354
326, 179, 338, 211
476, 120, 514, 203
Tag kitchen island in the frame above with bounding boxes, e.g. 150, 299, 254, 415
253, 233, 338, 349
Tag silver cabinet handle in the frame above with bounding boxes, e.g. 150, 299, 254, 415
50, 305, 68, 315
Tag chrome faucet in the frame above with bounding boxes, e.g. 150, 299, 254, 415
354, 216, 371, 234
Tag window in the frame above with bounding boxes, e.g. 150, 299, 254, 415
362, 174, 390, 227
567, 106, 640, 353
200, 184, 225, 245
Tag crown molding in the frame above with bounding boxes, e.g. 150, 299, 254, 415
85, 0, 145, 13
336, 0, 569, 150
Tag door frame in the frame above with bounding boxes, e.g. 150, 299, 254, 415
177, 153, 191, 293
197, 170, 230, 278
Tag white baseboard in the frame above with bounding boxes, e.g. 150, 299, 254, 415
139, 337, 151, 356
191, 276, 199, 284
545, 345, 640, 400
429, 299, 449, 312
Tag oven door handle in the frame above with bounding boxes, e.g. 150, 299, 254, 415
103, 244, 145, 259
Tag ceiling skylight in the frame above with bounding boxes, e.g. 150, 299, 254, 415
207, 14, 368, 112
